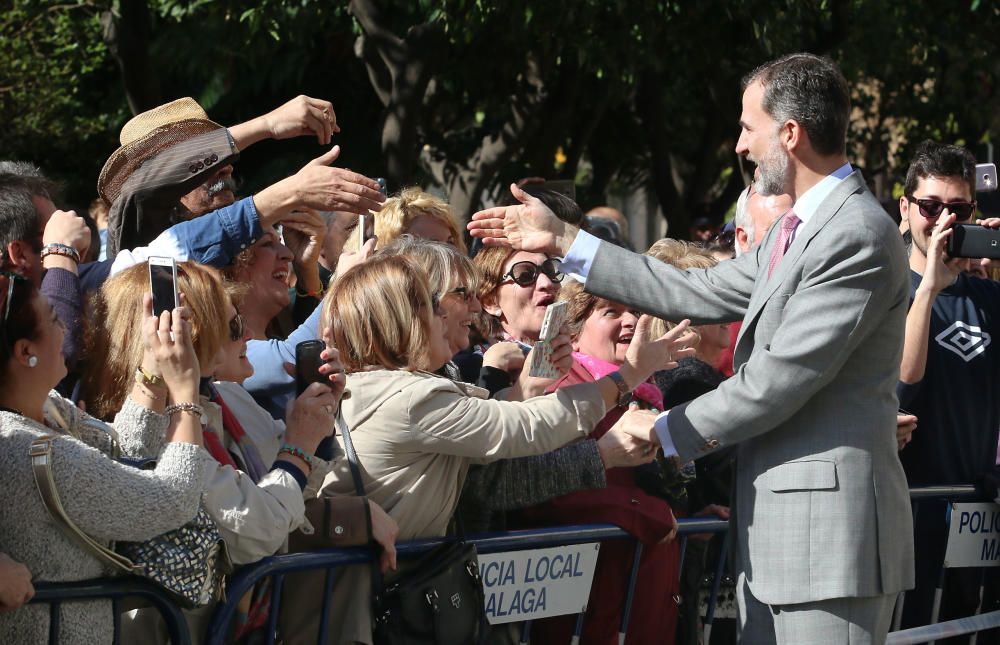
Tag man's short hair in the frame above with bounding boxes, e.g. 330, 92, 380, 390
903, 140, 976, 199
0, 162, 55, 265
743, 53, 850, 156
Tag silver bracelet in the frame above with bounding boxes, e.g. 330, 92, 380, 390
163, 402, 205, 419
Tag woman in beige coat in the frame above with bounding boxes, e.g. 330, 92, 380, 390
280, 254, 692, 644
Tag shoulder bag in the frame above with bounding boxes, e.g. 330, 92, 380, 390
336, 413, 488, 645
30, 435, 231, 608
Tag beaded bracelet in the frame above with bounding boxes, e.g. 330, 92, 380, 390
164, 402, 205, 419
278, 442, 315, 468
41, 243, 81, 264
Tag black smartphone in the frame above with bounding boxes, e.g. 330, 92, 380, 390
295, 340, 327, 396
148, 256, 179, 317
947, 224, 1000, 260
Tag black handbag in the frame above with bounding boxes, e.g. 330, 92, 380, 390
336, 413, 488, 645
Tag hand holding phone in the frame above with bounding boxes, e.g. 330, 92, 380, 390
148, 257, 179, 317
528, 301, 568, 378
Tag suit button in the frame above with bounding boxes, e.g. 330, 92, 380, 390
196, 161, 204, 170
189, 164, 198, 173
210, 153, 219, 163
334, 525, 345, 535
204, 157, 212, 165
708, 439, 720, 448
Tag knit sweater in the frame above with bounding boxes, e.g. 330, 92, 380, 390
0, 393, 216, 644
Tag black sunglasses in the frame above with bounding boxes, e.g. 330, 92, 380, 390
502, 259, 564, 287
228, 311, 246, 342
906, 195, 977, 221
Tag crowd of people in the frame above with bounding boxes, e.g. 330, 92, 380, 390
1, 52, 999, 645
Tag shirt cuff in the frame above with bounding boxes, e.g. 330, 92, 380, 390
654, 409, 680, 458
272, 459, 308, 490
560, 230, 602, 285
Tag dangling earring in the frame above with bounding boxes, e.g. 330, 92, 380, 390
27, 356, 38, 368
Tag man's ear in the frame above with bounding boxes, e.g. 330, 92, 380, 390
735, 227, 750, 253
782, 119, 801, 152
5, 241, 29, 272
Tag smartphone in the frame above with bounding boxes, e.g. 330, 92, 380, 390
529, 301, 569, 379
976, 163, 998, 192
946, 224, 1000, 259
295, 340, 327, 396
148, 256, 179, 317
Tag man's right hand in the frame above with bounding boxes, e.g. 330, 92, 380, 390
920, 212, 965, 295
468, 183, 579, 256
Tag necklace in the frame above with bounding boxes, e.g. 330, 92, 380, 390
0, 405, 23, 415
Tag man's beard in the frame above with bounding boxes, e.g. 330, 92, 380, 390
205, 175, 238, 198
755, 137, 790, 197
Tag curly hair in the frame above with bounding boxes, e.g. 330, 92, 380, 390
375, 187, 467, 254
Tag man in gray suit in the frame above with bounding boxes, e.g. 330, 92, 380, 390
469, 53, 914, 644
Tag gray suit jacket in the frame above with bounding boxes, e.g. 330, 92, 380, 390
587, 171, 914, 604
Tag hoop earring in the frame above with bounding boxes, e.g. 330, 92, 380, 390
27, 356, 38, 368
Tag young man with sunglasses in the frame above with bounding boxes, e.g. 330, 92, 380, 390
897, 140, 1000, 634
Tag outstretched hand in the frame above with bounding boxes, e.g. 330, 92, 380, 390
467, 183, 578, 256
621, 317, 697, 386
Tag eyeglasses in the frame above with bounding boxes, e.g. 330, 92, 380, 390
906, 195, 977, 221
430, 291, 443, 316
228, 311, 246, 342
447, 286, 477, 304
501, 259, 564, 287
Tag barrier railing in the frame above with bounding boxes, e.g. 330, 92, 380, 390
29, 577, 192, 645
25, 485, 995, 645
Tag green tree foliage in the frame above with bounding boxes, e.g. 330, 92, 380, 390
3, 0, 1000, 234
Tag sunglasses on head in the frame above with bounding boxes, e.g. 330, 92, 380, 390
1, 271, 27, 325
502, 258, 564, 287
228, 311, 246, 342
906, 195, 977, 221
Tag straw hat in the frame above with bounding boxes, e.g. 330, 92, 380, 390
97, 97, 222, 204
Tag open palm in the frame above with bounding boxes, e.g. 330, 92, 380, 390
467, 183, 575, 255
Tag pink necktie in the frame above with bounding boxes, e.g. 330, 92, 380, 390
767, 212, 801, 278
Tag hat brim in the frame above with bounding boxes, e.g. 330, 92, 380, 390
97, 118, 222, 204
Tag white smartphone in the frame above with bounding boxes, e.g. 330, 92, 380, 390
529, 301, 568, 379
148, 256, 179, 317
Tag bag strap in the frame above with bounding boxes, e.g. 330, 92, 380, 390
335, 412, 386, 596
29, 436, 142, 574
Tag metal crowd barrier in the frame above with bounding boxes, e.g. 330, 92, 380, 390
26, 485, 998, 645
30, 577, 191, 645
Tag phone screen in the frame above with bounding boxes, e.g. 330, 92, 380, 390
295, 340, 327, 396
149, 262, 177, 317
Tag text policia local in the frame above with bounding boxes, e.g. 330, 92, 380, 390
480, 551, 588, 618
957, 508, 1000, 561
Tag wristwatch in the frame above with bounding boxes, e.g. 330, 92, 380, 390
606, 370, 632, 408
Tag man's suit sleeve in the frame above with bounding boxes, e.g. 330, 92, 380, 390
585, 239, 760, 325
666, 220, 906, 461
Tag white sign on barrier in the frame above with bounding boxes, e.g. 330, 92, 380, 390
477, 543, 601, 624
945, 502, 1000, 568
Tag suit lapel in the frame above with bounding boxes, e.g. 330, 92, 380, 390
735, 170, 867, 356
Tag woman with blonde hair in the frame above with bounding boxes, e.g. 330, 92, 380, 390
280, 253, 688, 644
84, 261, 392, 640
374, 187, 467, 253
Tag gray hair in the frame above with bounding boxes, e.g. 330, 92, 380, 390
743, 53, 850, 157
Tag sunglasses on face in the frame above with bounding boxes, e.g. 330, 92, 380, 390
228, 311, 246, 342
906, 195, 977, 221
1, 271, 27, 325
502, 259, 564, 287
